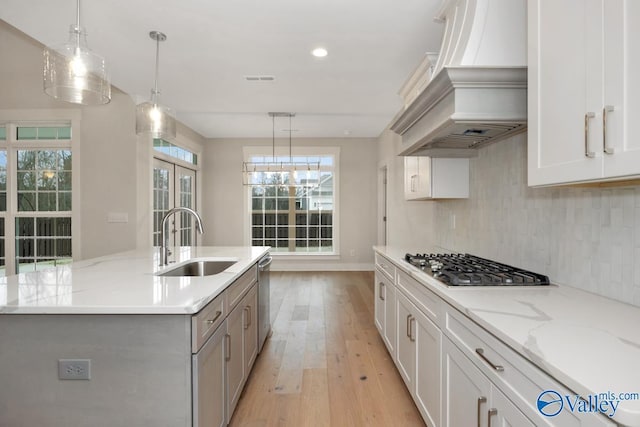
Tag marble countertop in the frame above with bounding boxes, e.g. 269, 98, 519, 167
0, 246, 270, 315
374, 246, 640, 426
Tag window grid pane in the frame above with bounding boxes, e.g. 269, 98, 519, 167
17, 150, 72, 212
15, 217, 72, 273
250, 165, 334, 254
178, 173, 193, 246
152, 168, 170, 246
153, 138, 197, 166
16, 126, 72, 140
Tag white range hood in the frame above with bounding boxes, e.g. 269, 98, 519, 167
391, 0, 527, 157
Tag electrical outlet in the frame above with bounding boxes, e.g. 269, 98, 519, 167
58, 359, 91, 380
349, 249, 356, 257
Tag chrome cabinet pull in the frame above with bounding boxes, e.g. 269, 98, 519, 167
408, 316, 416, 342
477, 397, 487, 427
379, 282, 385, 301
488, 408, 498, 427
243, 306, 251, 329
411, 174, 418, 192
225, 334, 231, 361
206, 310, 222, 326
406, 314, 412, 339
247, 305, 252, 326
585, 112, 596, 158
475, 348, 504, 372
603, 105, 615, 154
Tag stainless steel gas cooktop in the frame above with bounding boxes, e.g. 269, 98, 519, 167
404, 253, 550, 286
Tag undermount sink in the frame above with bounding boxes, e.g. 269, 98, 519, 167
157, 260, 237, 277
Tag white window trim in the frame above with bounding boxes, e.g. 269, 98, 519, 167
242, 145, 340, 257
0, 109, 81, 275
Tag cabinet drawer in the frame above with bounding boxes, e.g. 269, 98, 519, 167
227, 266, 257, 312
375, 253, 395, 281
192, 293, 226, 353
444, 305, 614, 427
396, 270, 441, 326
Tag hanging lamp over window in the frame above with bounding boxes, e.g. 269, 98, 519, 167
136, 31, 177, 140
242, 112, 320, 187
43, 0, 111, 105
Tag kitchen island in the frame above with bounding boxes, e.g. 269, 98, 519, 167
0, 246, 269, 427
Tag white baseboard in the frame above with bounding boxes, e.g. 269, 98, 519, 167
271, 261, 374, 271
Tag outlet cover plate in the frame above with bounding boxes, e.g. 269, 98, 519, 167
58, 359, 91, 380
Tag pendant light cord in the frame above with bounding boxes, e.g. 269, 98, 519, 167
289, 114, 292, 162
272, 114, 275, 160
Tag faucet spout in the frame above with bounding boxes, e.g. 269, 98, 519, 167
160, 206, 204, 266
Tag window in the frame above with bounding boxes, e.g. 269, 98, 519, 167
0, 123, 74, 276
246, 147, 339, 255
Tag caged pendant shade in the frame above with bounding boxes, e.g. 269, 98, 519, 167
43, 0, 111, 105
242, 112, 320, 187
136, 31, 176, 140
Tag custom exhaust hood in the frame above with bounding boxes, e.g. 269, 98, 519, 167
391, 0, 528, 158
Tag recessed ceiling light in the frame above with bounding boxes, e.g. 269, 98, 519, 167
311, 47, 328, 58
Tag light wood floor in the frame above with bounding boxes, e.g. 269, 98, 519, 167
229, 271, 425, 427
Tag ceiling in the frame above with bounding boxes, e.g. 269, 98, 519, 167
1, 0, 444, 139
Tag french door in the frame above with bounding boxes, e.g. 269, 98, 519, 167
153, 158, 197, 247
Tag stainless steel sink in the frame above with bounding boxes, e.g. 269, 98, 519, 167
157, 260, 237, 277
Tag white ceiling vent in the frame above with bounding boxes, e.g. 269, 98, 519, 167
244, 75, 276, 81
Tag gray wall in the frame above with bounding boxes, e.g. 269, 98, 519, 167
202, 137, 378, 270
378, 130, 640, 307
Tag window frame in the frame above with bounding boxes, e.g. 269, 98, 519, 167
0, 110, 81, 276
243, 145, 340, 258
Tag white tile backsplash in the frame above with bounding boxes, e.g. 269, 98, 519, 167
432, 133, 640, 307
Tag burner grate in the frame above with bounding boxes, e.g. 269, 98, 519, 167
404, 253, 550, 286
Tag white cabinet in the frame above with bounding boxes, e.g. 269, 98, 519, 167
443, 305, 614, 427
395, 289, 442, 427
528, 0, 640, 186
404, 157, 469, 200
374, 270, 396, 356
442, 337, 534, 427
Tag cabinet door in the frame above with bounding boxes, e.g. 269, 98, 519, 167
382, 279, 396, 357
395, 291, 415, 390
488, 387, 535, 427
528, 0, 604, 186
226, 301, 245, 423
603, 1, 640, 177
414, 307, 441, 427
243, 285, 258, 376
192, 323, 226, 427
374, 271, 385, 334
442, 337, 491, 427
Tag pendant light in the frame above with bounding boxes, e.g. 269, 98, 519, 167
43, 0, 111, 105
242, 112, 320, 187
136, 31, 176, 140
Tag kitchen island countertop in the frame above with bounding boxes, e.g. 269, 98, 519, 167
375, 245, 640, 427
0, 246, 270, 315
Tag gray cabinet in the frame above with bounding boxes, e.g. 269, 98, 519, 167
192, 324, 226, 427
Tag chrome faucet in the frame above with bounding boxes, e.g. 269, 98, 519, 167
160, 206, 204, 266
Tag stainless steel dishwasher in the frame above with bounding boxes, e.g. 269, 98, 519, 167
257, 254, 272, 353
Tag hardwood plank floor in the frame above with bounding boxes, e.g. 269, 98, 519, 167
229, 271, 425, 427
